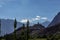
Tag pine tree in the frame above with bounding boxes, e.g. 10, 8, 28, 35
26, 20, 30, 40
0, 19, 1, 35
14, 19, 17, 28
22, 24, 25, 30
14, 18, 17, 40
20, 24, 25, 40
38, 22, 39, 24
0, 19, 1, 40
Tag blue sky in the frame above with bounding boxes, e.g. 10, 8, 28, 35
0, 0, 60, 23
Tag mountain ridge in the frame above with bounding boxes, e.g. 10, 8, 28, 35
0, 19, 23, 36
42, 21, 50, 27
48, 12, 60, 27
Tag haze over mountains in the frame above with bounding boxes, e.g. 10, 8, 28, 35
0, 19, 50, 36
0, 12, 60, 36
0, 19, 23, 36
42, 21, 50, 27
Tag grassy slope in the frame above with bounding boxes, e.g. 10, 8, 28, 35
29, 38, 47, 40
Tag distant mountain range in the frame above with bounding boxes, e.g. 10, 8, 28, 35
1, 12, 60, 38
0, 19, 23, 36
42, 21, 50, 27
0, 19, 50, 36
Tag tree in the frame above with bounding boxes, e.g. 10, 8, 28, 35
0, 19, 1, 40
14, 18, 17, 40
26, 20, 30, 40
14, 18, 17, 28
20, 24, 26, 40
0, 19, 1, 35
22, 24, 25, 31
38, 22, 39, 25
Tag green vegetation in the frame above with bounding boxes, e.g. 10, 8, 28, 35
29, 38, 47, 40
